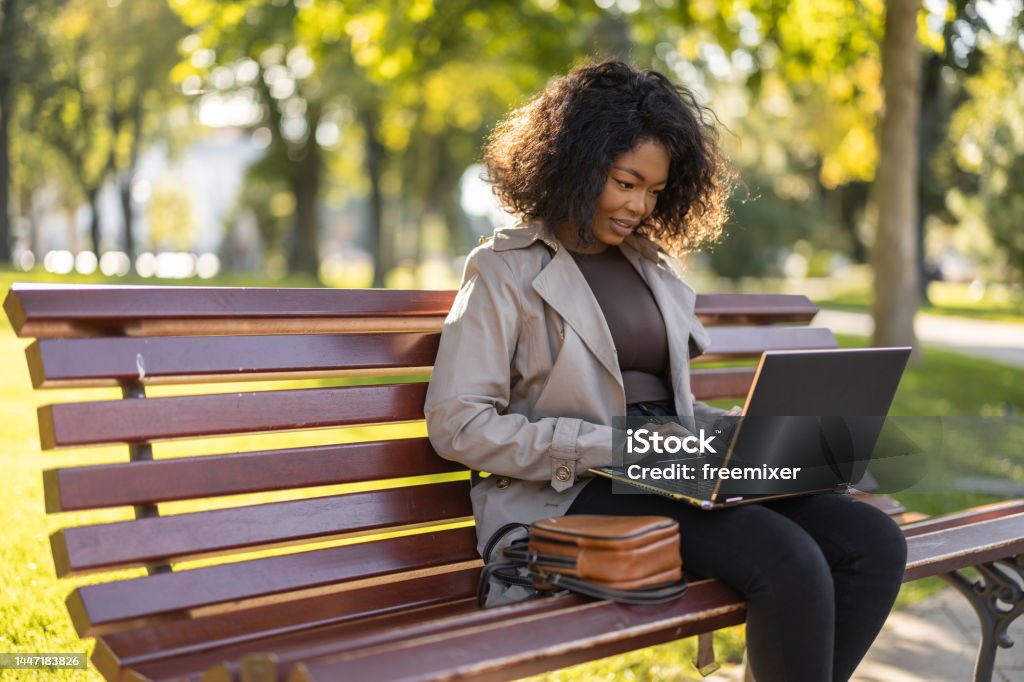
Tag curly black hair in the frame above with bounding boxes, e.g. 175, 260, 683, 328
483, 61, 735, 254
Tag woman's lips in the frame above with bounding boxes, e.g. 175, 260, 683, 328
610, 218, 637, 237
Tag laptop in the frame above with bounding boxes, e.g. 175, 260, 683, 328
589, 347, 913, 509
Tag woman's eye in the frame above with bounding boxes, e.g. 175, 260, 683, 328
616, 180, 634, 190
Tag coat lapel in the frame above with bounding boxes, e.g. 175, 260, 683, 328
531, 245, 623, 388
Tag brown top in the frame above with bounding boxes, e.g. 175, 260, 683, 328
569, 246, 672, 403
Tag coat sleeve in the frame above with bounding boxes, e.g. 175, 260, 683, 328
424, 247, 618, 492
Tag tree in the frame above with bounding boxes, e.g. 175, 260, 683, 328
871, 0, 920, 351
23, 0, 185, 258
0, 0, 66, 262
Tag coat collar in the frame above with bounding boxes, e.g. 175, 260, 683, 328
503, 220, 709, 405
491, 221, 663, 264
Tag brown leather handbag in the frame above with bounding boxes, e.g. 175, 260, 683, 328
477, 514, 687, 607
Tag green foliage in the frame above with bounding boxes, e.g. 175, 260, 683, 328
707, 180, 827, 279
945, 37, 1024, 284
9, 0, 187, 254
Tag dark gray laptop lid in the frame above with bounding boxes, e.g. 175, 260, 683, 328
743, 347, 912, 417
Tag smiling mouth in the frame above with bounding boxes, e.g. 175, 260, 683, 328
610, 218, 638, 236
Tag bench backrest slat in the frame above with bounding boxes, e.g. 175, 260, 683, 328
69, 527, 480, 637
28, 326, 835, 388
699, 326, 836, 359
39, 382, 427, 449
691, 367, 758, 400
28, 333, 440, 388
44, 438, 461, 513
54, 481, 472, 577
4, 285, 456, 336
6, 286, 820, 338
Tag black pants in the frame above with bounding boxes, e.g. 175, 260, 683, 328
566, 402, 908, 682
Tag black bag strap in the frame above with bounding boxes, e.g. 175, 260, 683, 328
535, 571, 689, 605
478, 520, 689, 608
478, 523, 534, 607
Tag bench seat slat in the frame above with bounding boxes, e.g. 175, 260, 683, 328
131, 591, 590, 682
133, 601, 485, 682
93, 568, 481, 680
903, 512, 1024, 581
901, 499, 1024, 538
44, 438, 463, 512
121, 504, 1024, 682
28, 333, 440, 388
227, 513, 1024, 682
38, 382, 427, 449
69, 527, 479, 637
52, 481, 472, 577
290, 581, 747, 682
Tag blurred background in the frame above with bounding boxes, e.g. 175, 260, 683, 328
0, 0, 1021, 309
3, 3, 1024, 679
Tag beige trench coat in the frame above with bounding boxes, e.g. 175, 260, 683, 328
424, 221, 726, 556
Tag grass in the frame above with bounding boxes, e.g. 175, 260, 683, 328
821, 281, 1024, 325
1, 269, 1022, 681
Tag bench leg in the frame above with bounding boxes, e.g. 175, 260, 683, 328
939, 555, 1024, 682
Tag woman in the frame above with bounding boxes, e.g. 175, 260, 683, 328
424, 61, 906, 682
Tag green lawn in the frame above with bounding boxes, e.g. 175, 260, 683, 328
821, 280, 1024, 325
1, 270, 1022, 681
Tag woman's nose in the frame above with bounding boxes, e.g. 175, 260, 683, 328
626, 191, 647, 216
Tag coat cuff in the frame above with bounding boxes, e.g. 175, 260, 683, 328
549, 417, 582, 492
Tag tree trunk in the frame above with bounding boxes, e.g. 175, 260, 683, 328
119, 96, 145, 261
287, 140, 321, 277
88, 186, 102, 255
362, 106, 389, 288
871, 0, 921, 356
916, 52, 943, 306
119, 177, 134, 259
839, 183, 869, 264
0, 61, 12, 263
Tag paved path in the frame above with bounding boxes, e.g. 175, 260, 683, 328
814, 309, 1024, 368
708, 585, 1024, 681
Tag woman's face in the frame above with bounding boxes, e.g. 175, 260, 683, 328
569, 139, 670, 253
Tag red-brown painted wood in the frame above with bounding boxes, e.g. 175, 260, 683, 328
903, 513, 1024, 581
44, 438, 463, 512
38, 382, 428, 449
28, 332, 440, 388
691, 367, 756, 400
68, 527, 478, 637
702, 326, 836, 358
92, 568, 481, 681
53, 480, 471, 577
290, 580, 746, 682
5, 285, 819, 338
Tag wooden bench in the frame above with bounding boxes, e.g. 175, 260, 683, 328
4, 282, 1023, 682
